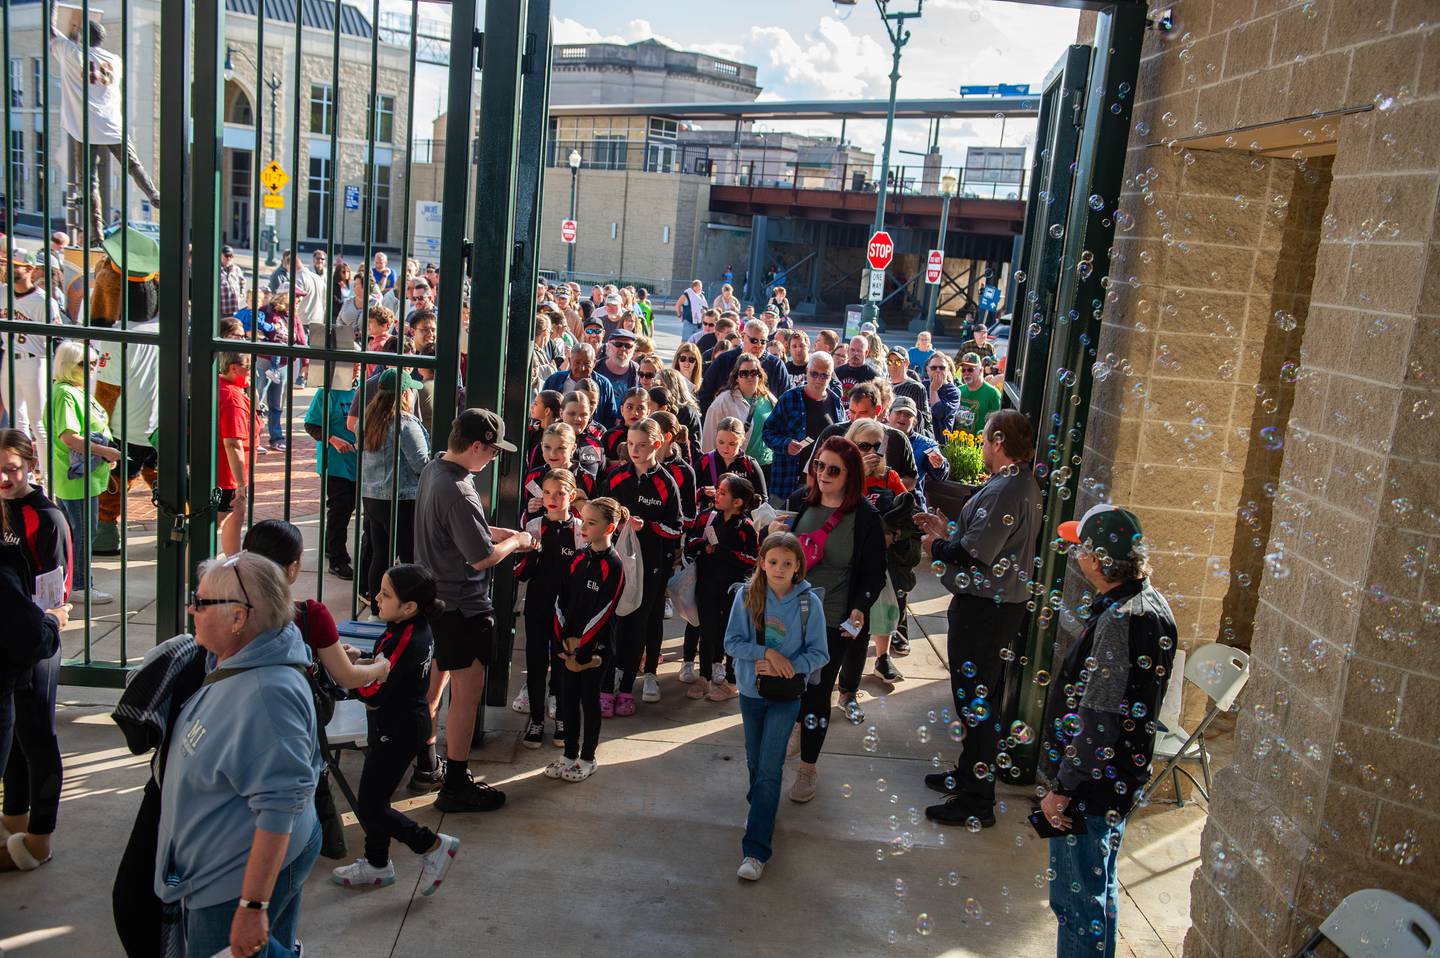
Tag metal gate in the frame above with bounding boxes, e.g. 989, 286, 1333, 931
2, 0, 553, 697
999, 2, 1147, 781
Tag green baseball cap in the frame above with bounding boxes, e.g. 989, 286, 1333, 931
377, 368, 425, 392
1059, 503, 1144, 559
101, 226, 161, 279
959, 351, 982, 368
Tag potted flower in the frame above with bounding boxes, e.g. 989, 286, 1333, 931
927, 429, 988, 520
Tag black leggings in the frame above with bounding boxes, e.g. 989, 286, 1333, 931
606, 563, 670, 695
797, 627, 865, 764
696, 581, 738, 684
358, 709, 437, 868
2, 648, 64, 834
524, 592, 561, 723
946, 595, 1028, 809
362, 497, 415, 602
683, 623, 700, 663
559, 653, 608, 761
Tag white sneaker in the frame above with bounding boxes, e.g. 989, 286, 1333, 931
418, 833, 460, 897
510, 686, 530, 714
544, 758, 576, 779
71, 588, 114, 606
737, 856, 765, 881
641, 674, 660, 703
561, 758, 597, 782
664, 597, 674, 619
331, 857, 396, 888
678, 662, 697, 684
547, 695, 557, 720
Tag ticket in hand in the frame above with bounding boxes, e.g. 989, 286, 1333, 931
704, 524, 719, 545
526, 480, 543, 498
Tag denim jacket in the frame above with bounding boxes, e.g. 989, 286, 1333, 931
361, 414, 431, 500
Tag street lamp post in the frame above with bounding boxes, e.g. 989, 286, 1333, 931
224, 45, 282, 266
923, 172, 957, 334
567, 148, 581, 279
863, 0, 923, 333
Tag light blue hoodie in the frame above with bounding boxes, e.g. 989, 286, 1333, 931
723, 579, 831, 699
155, 623, 322, 908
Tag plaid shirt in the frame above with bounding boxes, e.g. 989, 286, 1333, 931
218, 262, 247, 317
761, 384, 846, 501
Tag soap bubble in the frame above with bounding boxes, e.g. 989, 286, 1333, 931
1034, 670, 1052, 687
932, 560, 947, 577
1061, 712, 1084, 735
916, 913, 933, 936
840, 783, 853, 798
961, 660, 977, 678
1049, 224, 1065, 240
1010, 721, 1034, 744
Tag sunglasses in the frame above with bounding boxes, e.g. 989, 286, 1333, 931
806, 370, 830, 381
677, 356, 696, 365
746, 336, 766, 346
702, 321, 716, 329
585, 327, 604, 335
854, 440, 881, 453
928, 365, 946, 373
638, 371, 658, 381
811, 460, 844, 478
886, 357, 906, 366
736, 369, 759, 379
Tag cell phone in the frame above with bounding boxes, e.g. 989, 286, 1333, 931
1028, 809, 1088, 839
839, 618, 862, 638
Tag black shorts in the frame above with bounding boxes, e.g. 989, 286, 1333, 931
432, 610, 496, 672
216, 488, 238, 515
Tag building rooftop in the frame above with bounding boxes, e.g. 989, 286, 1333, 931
225, 0, 374, 39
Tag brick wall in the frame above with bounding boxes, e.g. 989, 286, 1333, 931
1075, 2, 1439, 954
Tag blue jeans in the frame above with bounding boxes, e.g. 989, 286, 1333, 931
739, 693, 802, 862
1050, 815, 1127, 958
255, 357, 288, 444
183, 822, 321, 958
57, 497, 94, 590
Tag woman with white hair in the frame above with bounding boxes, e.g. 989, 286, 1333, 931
155, 552, 323, 957
49, 340, 121, 602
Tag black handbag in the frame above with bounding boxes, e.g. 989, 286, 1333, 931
754, 590, 810, 701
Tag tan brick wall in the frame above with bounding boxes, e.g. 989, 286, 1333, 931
1072, 3, 1440, 956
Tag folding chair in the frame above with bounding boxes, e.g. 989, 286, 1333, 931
1291, 888, 1439, 958
1142, 642, 1249, 807
319, 620, 386, 812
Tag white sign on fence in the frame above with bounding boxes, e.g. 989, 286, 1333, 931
414, 201, 443, 261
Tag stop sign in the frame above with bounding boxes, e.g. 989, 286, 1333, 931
924, 249, 944, 284
866, 230, 894, 271
560, 219, 577, 244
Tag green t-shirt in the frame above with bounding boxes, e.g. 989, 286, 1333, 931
955, 381, 1001, 435
304, 388, 358, 481
50, 381, 114, 500
745, 394, 775, 466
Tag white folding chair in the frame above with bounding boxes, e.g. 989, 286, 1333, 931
1143, 642, 1249, 807
1291, 888, 1440, 958
322, 698, 370, 813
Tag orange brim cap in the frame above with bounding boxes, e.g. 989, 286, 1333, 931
1057, 520, 1081, 544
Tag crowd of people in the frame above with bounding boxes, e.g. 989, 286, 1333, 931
0, 240, 1177, 957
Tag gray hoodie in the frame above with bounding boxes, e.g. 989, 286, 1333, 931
154, 623, 321, 907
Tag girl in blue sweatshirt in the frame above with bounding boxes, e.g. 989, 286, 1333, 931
332, 564, 460, 897
723, 532, 830, 882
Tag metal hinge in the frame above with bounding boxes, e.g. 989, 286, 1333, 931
474, 30, 484, 70
522, 32, 537, 75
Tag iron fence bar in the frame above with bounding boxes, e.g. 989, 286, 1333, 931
1011, 3, 1145, 785
429, 1, 480, 452
116, 0, 131, 666
280, 0, 308, 522
2, 0, 12, 441
468, 0, 528, 712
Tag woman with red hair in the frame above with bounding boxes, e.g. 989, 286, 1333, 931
783, 436, 887, 803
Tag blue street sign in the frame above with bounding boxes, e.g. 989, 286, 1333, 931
978, 285, 1002, 311
959, 83, 1031, 97
344, 185, 361, 211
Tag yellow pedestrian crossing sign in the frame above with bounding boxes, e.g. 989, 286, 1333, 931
260, 160, 289, 194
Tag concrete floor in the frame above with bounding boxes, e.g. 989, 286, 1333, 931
0, 575, 1205, 958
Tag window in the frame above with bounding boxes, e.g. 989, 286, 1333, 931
305, 155, 331, 238
32, 59, 42, 108
8, 59, 22, 109
375, 94, 395, 143
711, 61, 738, 77
369, 163, 391, 245
560, 47, 587, 59
8, 131, 25, 211
593, 134, 628, 171
309, 84, 334, 135
648, 118, 677, 140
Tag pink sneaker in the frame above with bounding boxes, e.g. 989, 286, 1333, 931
614, 693, 637, 717
599, 693, 615, 718
705, 681, 739, 702
686, 679, 711, 700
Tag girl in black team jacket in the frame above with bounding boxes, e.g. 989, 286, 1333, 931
547, 496, 627, 783
599, 417, 683, 717
515, 469, 582, 748
651, 411, 698, 525
695, 417, 768, 512
332, 564, 461, 897
684, 474, 760, 702
519, 423, 596, 527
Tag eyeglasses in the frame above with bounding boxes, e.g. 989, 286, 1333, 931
702, 321, 716, 329
677, 356, 696, 365
736, 369, 759, 379
638, 370, 658, 381
927, 365, 946, 373
854, 440, 881, 453
811, 460, 844, 478
806, 370, 830, 381
189, 560, 253, 611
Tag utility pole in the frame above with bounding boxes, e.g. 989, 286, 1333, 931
567, 149, 580, 278
923, 172, 957, 333
863, 0, 922, 333
265, 73, 280, 266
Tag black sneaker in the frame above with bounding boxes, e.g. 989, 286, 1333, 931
436, 774, 506, 813
925, 796, 996, 828
329, 560, 354, 580
551, 720, 566, 748
889, 633, 911, 657
522, 721, 544, 749
874, 653, 904, 683
925, 768, 961, 794
407, 767, 443, 794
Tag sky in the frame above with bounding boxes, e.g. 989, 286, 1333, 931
402, 0, 1081, 166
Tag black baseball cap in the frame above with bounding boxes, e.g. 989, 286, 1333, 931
453, 408, 517, 452
1059, 504, 1144, 560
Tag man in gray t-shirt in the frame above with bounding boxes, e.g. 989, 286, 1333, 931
413, 408, 534, 811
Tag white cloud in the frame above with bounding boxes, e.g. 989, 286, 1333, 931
748, 16, 890, 100
549, 16, 627, 45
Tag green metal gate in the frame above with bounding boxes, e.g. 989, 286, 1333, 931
999, 1, 1148, 781
2, 0, 552, 701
